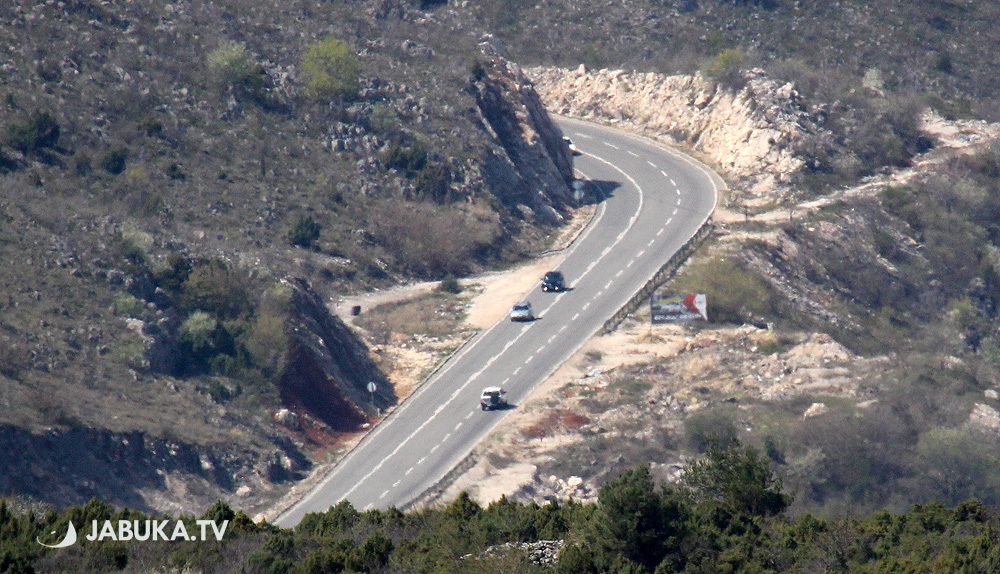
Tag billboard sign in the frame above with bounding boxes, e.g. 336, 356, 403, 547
651, 293, 707, 323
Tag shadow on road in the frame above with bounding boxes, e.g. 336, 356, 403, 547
485, 402, 517, 412
581, 178, 621, 205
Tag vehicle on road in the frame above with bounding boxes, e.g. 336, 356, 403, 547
480, 386, 507, 410
510, 301, 534, 322
563, 136, 580, 155
541, 271, 566, 292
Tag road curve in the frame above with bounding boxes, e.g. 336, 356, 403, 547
274, 117, 720, 526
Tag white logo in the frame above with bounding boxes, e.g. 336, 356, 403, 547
36, 519, 228, 547
37, 521, 78, 548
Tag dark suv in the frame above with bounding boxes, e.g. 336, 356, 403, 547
541, 271, 566, 292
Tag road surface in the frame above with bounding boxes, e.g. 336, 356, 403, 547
275, 117, 720, 525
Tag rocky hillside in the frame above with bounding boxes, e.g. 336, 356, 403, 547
461, 0, 1000, 116
0, 0, 574, 514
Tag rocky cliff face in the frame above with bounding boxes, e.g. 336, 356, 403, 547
527, 66, 831, 203
469, 40, 575, 223
279, 278, 395, 432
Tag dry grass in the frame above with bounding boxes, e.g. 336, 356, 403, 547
355, 291, 473, 343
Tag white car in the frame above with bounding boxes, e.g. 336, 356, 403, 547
480, 386, 507, 411
510, 301, 534, 322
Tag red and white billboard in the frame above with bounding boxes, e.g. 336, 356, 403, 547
650, 293, 707, 323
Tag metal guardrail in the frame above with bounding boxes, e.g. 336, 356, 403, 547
598, 220, 714, 335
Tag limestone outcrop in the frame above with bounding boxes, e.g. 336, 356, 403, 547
527, 66, 830, 202
469, 40, 575, 223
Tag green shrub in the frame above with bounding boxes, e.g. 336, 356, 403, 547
682, 439, 790, 518
684, 408, 739, 453
179, 260, 252, 319
7, 111, 60, 153
241, 311, 289, 378
706, 48, 747, 91
437, 274, 462, 294
414, 163, 450, 201
100, 148, 128, 175
178, 311, 238, 373
207, 41, 269, 105
112, 294, 145, 318
165, 162, 185, 180
911, 427, 1000, 506
111, 236, 148, 273
155, 252, 192, 294
381, 141, 428, 174
288, 214, 321, 249
300, 38, 360, 102
207, 380, 234, 403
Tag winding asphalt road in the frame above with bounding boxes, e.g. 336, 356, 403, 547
275, 117, 721, 526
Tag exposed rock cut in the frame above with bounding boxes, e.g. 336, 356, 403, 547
527, 66, 831, 201
469, 40, 575, 223
279, 278, 395, 432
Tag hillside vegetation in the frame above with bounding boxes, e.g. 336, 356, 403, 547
4, 445, 1000, 574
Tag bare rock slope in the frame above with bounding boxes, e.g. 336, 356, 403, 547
470, 41, 575, 223
527, 66, 829, 201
